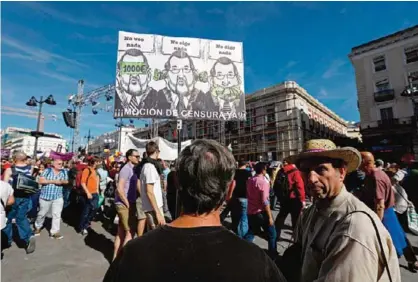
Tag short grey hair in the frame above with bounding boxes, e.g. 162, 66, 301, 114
13, 151, 27, 162
375, 159, 384, 168
176, 139, 236, 215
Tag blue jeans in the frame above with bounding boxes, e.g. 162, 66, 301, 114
63, 187, 72, 209
3, 197, 33, 245
79, 193, 99, 231
230, 198, 248, 238
245, 211, 277, 258
28, 192, 40, 219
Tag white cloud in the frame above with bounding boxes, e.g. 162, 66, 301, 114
20, 2, 118, 29
286, 60, 298, 68
2, 36, 87, 68
319, 88, 328, 97
2, 52, 46, 62
206, 8, 224, 15
285, 72, 307, 82
71, 33, 116, 44
322, 59, 346, 79
73, 52, 113, 57
224, 2, 281, 28
39, 71, 77, 83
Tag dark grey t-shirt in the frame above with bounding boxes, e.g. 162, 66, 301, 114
104, 226, 286, 282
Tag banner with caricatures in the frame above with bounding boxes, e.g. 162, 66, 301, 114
114, 31, 246, 121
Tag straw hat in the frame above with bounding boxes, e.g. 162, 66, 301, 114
286, 139, 361, 173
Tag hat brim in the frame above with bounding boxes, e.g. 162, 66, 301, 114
286, 147, 361, 173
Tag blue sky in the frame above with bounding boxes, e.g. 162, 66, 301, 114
1, 1, 417, 143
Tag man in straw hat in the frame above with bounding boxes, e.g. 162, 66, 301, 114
286, 139, 400, 282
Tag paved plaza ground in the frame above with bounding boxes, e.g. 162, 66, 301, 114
1, 211, 417, 282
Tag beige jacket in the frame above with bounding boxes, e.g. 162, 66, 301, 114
295, 186, 401, 282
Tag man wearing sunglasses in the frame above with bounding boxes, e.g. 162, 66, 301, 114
34, 159, 68, 240
139, 142, 165, 230
113, 149, 141, 261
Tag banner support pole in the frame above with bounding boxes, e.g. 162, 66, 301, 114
175, 119, 183, 219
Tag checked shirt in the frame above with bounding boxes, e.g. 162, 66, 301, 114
40, 168, 68, 201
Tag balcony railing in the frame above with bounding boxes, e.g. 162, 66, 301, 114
374, 89, 395, 102
378, 118, 399, 127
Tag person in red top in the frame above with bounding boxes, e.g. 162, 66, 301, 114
1, 159, 11, 181
273, 159, 305, 241
75, 160, 88, 172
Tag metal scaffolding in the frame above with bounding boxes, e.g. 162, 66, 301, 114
130, 83, 352, 161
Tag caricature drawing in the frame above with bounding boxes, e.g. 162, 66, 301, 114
157, 50, 215, 115
209, 56, 244, 115
115, 49, 170, 113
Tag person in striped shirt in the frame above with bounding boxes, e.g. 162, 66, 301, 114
34, 159, 68, 239
2, 151, 36, 254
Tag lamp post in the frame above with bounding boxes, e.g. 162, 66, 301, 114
115, 118, 126, 152
84, 129, 94, 154
401, 75, 418, 156
26, 95, 56, 159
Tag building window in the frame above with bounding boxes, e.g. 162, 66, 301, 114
408, 70, 418, 88
373, 55, 386, 72
405, 44, 418, 64
380, 107, 394, 120
375, 78, 390, 92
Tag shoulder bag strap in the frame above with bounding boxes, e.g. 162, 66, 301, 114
45, 168, 53, 179
392, 185, 408, 203
323, 210, 393, 282
85, 168, 93, 187
294, 206, 317, 264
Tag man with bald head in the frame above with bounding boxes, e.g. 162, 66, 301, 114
359, 151, 418, 271
2, 151, 36, 254
359, 151, 394, 219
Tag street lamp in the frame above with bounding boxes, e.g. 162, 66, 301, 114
26, 95, 57, 159
401, 75, 418, 116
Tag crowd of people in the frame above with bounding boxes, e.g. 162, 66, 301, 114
1, 138, 418, 281
0, 143, 175, 259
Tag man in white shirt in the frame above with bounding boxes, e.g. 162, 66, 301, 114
140, 141, 164, 229
1, 180, 14, 230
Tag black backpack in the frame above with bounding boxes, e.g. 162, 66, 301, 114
11, 165, 39, 195
273, 168, 298, 202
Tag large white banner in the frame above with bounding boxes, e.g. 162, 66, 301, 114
114, 31, 246, 121
125, 134, 192, 161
